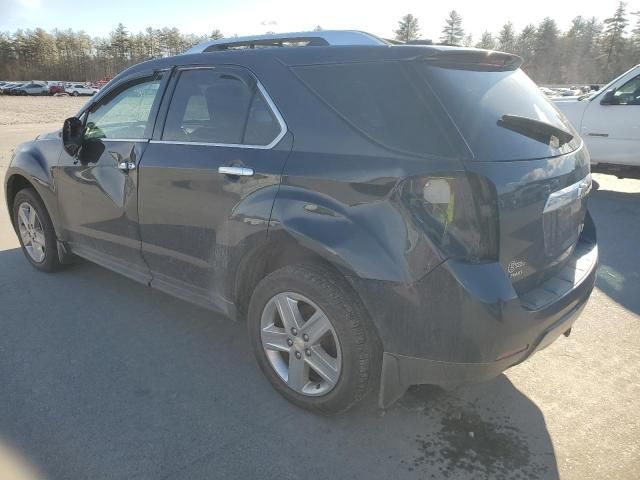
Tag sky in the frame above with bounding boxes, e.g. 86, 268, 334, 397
1, 0, 639, 41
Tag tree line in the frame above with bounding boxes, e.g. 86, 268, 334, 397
0, 25, 223, 82
1, 1, 638, 84
396, 1, 639, 84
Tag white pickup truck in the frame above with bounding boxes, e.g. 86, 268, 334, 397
554, 64, 640, 174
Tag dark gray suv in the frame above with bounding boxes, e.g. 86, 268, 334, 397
4, 31, 597, 413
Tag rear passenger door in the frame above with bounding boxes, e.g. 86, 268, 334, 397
138, 65, 291, 312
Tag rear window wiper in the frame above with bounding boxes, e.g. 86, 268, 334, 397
497, 114, 574, 147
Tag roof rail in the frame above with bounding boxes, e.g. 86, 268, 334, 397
184, 30, 388, 54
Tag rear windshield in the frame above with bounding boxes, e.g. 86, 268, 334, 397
415, 64, 581, 161
292, 61, 461, 158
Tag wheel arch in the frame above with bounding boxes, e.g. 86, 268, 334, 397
233, 230, 384, 360
5, 162, 60, 237
5, 174, 39, 229
232, 231, 354, 318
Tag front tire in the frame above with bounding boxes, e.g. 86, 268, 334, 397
13, 188, 62, 272
248, 263, 381, 414
72, 91, 79, 97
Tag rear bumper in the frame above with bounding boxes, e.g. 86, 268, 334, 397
348, 217, 598, 408
379, 297, 586, 407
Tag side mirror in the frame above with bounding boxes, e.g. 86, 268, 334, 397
62, 117, 84, 156
600, 89, 617, 105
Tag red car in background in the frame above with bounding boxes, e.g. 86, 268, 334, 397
48, 84, 66, 95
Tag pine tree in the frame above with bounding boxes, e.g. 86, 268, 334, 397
602, 1, 629, 75
394, 14, 420, 43
497, 22, 516, 52
210, 29, 224, 40
476, 31, 496, 50
110, 23, 130, 72
440, 10, 464, 45
631, 11, 640, 60
531, 18, 560, 82
515, 24, 536, 72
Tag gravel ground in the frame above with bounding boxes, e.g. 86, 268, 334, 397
0, 96, 86, 125
0, 98, 638, 480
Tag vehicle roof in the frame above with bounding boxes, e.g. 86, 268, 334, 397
117, 44, 474, 78
185, 30, 388, 54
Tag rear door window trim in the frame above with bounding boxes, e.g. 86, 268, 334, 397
152, 65, 287, 150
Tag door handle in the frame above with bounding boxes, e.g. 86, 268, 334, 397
117, 161, 136, 172
218, 166, 254, 177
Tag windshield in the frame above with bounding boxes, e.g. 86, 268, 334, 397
416, 64, 581, 161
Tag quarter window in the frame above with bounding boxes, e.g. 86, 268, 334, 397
85, 75, 163, 140
292, 61, 458, 157
162, 69, 281, 146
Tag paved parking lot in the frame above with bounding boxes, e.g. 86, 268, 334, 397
0, 115, 639, 479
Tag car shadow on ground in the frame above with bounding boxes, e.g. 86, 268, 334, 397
0, 246, 558, 480
589, 186, 640, 315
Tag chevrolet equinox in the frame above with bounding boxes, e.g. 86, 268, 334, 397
4, 31, 598, 413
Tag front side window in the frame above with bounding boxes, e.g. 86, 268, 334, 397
613, 75, 640, 105
162, 68, 281, 146
85, 75, 163, 140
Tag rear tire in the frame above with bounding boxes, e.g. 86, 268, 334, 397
12, 188, 62, 272
248, 263, 381, 414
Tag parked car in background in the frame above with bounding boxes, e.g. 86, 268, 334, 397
49, 84, 66, 95
539, 86, 557, 97
555, 64, 640, 174
9, 83, 27, 95
65, 83, 98, 96
11, 82, 49, 96
1, 82, 22, 94
4, 32, 597, 413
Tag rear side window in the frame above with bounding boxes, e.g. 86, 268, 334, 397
292, 62, 459, 158
162, 69, 282, 146
416, 65, 581, 161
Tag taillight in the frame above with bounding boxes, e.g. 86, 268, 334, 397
401, 172, 499, 262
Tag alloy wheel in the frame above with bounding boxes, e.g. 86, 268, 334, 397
260, 292, 342, 396
17, 202, 46, 263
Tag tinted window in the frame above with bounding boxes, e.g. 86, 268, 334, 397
85, 76, 163, 140
292, 61, 459, 157
416, 65, 581, 161
162, 69, 281, 146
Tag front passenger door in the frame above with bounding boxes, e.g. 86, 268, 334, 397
56, 72, 167, 283
581, 74, 640, 167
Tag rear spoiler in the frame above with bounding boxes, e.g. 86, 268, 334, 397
418, 49, 523, 71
